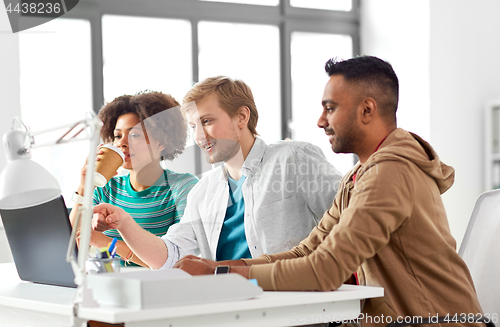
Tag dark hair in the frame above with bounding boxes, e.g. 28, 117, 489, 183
325, 56, 399, 119
98, 91, 187, 161
183, 76, 259, 136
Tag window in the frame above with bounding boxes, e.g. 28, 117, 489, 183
291, 32, 354, 174
290, 0, 352, 11
198, 21, 280, 143
19, 18, 92, 203
102, 15, 192, 104
17, 0, 359, 200
201, 0, 279, 5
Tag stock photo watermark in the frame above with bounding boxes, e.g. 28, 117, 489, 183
3, 0, 79, 33
290, 312, 499, 325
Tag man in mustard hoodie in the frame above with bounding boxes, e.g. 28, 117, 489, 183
119, 56, 486, 326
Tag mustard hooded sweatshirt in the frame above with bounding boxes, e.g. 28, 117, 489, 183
244, 128, 483, 326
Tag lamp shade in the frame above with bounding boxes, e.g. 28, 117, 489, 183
0, 129, 61, 210
0, 158, 61, 210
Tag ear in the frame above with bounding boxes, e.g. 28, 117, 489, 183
360, 97, 377, 124
236, 106, 251, 129
155, 140, 166, 155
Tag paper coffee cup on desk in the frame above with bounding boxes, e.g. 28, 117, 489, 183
94, 144, 125, 187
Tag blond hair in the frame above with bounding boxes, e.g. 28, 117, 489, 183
183, 76, 259, 136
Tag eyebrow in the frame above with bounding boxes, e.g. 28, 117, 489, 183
114, 126, 142, 132
199, 114, 211, 121
322, 100, 336, 106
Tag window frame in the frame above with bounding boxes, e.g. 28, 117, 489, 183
51, 0, 359, 173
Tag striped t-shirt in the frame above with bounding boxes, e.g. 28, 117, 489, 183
93, 169, 198, 240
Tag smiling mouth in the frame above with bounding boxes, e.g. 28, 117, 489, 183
325, 133, 335, 144
200, 141, 215, 153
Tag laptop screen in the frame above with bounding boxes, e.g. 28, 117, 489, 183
0, 195, 77, 288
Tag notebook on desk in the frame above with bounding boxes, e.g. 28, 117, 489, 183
0, 195, 77, 288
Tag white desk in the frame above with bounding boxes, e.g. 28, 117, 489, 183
0, 263, 383, 327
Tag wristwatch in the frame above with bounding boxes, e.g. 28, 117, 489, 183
214, 265, 230, 275
71, 192, 84, 205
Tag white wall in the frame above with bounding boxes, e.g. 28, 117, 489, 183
360, 0, 431, 141
0, 8, 20, 263
361, 0, 500, 248
429, 0, 500, 247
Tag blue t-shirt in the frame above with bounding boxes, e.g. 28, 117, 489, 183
216, 175, 252, 261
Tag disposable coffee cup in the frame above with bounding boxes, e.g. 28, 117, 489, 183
94, 144, 125, 187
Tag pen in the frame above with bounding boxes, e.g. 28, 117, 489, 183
108, 238, 117, 258
110, 246, 117, 258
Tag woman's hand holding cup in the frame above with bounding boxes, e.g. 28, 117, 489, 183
77, 144, 124, 196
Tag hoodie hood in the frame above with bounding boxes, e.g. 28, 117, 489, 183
365, 128, 455, 194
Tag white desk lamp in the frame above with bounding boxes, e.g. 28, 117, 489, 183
0, 112, 102, 310
0, 112, 265, 325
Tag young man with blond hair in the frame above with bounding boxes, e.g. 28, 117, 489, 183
93, 76, 342, 269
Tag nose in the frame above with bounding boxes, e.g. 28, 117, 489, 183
114, 134, 128, 149
317, 111, 327, 129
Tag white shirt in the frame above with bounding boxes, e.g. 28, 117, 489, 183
160, 138, 343, 269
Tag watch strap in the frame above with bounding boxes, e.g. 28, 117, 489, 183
72, 192, 84, 205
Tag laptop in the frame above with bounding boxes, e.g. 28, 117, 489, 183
0, 195, 77, 288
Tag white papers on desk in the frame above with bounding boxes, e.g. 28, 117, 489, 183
86, 268, 263, 309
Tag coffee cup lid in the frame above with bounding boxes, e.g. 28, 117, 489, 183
99, 144, 125, 162
94, 172, 107, 187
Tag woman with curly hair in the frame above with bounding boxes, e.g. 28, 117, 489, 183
70, 91, 198, 267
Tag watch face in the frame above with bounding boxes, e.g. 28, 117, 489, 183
215, 266, 230, 274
